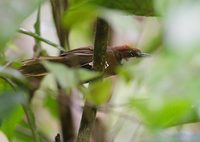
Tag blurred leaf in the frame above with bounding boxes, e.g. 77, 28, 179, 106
144, 30, 162, 53
0, 78, 14, 92
63, 0, 155, 33
44, 94, 59, 118
163, 1, 200, 53
41, 64, 71, 88
120, 47, 200, 129
39, 73, 58, 93
0, 67, 25, 80
22, 104, 41, 142
0, 92, 27, 125
43, 61, 76, 89
63, 3, 97, 28
14, 128, 34, 142
72, 0, 155, 16
78, 68, 101, 83
39, 74, 59, 118
151, 131, 200, 142
14, 119, 34, 142
68, 20, 93, 48
10, 61, 23, 70
154, 0, 191, 15
91, 0, 155, 16
43, 61, 100, 89
0, 67, 28, 140
83, 80, 112, 105
117, 64, 136, 83
129, 95, 198, 129
1, 106, 24, 140
62, 2, 96, 49
0, 67, 28, 90
0, 0, 42, 50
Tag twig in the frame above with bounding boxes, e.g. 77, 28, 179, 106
23, 104, 41, 142
0, 77, 17, 90
1, 60, 13, 70
57, 88, 75, 142
55, 133, 61, 142
93, 18, 109, 72
33, 4, 42, 57
77, 18, 109, 142
50, 0, 70, 50
50, 1, 76, 141
18, 28, 66, 52
0, 66, 40, 142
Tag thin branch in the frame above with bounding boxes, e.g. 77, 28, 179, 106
55, 133, 61, 142
18, 28, 66, 52
50, 1, 76, 141
93, 18, 109, 72
23, 104, 41, 142
57, 88, 75, 142
0, 77, 17, 91
1, 60, 13, 70
33, 4, 42, 57
77, 18, 109, 142
50, 0, 70, 50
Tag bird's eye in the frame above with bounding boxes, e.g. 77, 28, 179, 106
128, 51, 134, 56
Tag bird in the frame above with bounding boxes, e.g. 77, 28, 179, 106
20, 45, 149, 78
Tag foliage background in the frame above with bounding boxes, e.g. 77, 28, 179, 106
1, 0, 200, 142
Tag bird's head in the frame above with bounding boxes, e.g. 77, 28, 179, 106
112, 45, 149, 60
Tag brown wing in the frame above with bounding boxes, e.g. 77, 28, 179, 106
20, 47, 94, 77
60, 46, 93, 56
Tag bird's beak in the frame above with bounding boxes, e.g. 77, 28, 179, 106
138, 52, 150, 57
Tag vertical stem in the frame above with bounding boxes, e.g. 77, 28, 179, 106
34, 4, 42, 57
50, 0, 70, 50
23, 104, 41, 142
58, 88, 75, 142
55, 133, 62, 142
77, 18, 109, 142
93, 18, 109, 72
22, 4, 42, 141
50, 1, 75, 141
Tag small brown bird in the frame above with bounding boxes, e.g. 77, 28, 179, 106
20, 45, 148, 77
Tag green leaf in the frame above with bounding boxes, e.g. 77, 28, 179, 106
120, 46, 200, 129
117, 64, 136, 83
0, 67, 28, 140
89, 0, 155, 16
77, 68, 101, 83
83, 80, 112, 105
42, 61, 100, 89
63, 3, 97, 28
154, 0, 188, 15
43, 94, 59, 118
38, 74, 59, 118
1, 106, 24, 140
0, 78, 13, 92
39, 73, 58, 93
22, 104, 41, 142
0, 0, 42, 50
0, 92, 27, 125
14, 119, 34, 142
129, 95, 198, 129
14, 131, 34, 142
43, 61, 77, 89
0, 67, 28, 90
